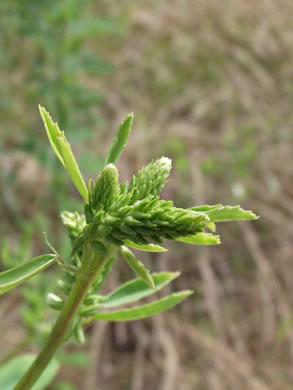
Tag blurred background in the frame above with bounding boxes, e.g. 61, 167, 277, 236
1, 1, 293, 389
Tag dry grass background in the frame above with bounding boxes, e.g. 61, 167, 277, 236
1, 1, 293, 389
92, 1, 293, 389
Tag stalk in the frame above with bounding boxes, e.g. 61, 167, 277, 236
14, 243, 116, 390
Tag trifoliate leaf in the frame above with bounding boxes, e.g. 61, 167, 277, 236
104, 113, 133, 165
39, 106, 88, 203
91, 291, 193, 321
176, 233, 220, 245
100, 271, 180, 308
120, 246, 155, 289
124, 240, 167, 252
0, 254, 56, 295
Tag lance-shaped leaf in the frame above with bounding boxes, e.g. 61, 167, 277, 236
124, 240, 167, 252
38, 105, 64, 167
57, 135, 88, 203
191, 205, 258, 222
191, 205, 222, 212
120, 246, 154, 289
101, 271, 180, 308
104, 113, 133, 165
0, 254, 56, 295
39, 105, 88, 203
207, 205, 258, 222
91, 290, 193, 321
176, 232, 220, 245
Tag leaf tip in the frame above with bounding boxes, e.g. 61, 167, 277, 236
180, 289, 194, 297
38, 104, 49, 119
150, 278, 156, 290
170, 271, 181, 279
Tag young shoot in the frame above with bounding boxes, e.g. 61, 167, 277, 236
0, 106, 258, 390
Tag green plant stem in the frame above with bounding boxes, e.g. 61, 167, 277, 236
13, 243, 116, 390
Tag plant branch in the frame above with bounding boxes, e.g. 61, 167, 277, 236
13, 243, 116, 390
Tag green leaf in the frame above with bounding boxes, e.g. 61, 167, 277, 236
57, 135, 89, 203
207, 205, 258, 222
176, 233, 220, 245
190, 204, 258, 222
39, 105, 88, 203
124, 240, 167, 252
0, 354, 59, 390
38, 105, 65, 167
101, 271, 180, 308
190, 205, 222, 212
104, 113, 133, 166
92, 291, 193, 321
120, 246, 154, 289
0, 254, 56, 295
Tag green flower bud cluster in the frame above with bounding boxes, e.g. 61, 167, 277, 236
127, 157, 172, 203
89, 196, 208, 246
89, 164, 120, 212
52, 156, 210, 342
86, 158, 210, 246
61, 211, 86, 241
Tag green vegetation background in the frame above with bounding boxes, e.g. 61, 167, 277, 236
1, 1, 293, 389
